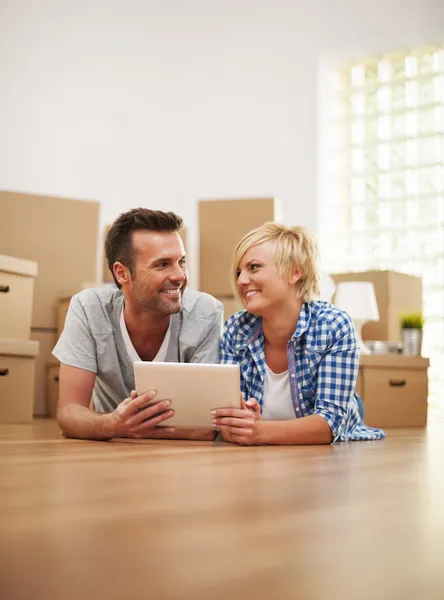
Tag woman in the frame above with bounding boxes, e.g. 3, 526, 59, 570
211, 223, 385, 445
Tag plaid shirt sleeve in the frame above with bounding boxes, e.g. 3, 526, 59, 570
313, 310, 360, 443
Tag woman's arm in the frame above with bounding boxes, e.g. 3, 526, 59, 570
214, 310, 359, 446
254, 414, 332, 445
214, 408, 332, 445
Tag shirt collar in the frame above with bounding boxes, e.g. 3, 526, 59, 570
233, 302, 313, 350
291, 302, 312, 340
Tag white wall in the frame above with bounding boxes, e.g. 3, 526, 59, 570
1, 0, 443, 285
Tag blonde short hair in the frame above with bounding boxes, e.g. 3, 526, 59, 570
232, 222, 320, 303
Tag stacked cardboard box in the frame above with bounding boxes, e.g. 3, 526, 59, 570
199, 198, 278, 321
0, 190, 100, 416
330, 270, 423, 342
0, 255, 39, 422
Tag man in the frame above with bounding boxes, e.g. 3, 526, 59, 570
53, 208, 223, 441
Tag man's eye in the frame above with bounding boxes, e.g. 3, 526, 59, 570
157, 262, 169, 268
179, 259, 187, 267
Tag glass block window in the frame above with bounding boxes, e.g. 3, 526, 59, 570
321, 45, 444, 410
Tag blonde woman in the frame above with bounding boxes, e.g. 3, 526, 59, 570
211, 223, 385, 446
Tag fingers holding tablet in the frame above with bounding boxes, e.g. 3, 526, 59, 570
211, 396, 261, 445
134, 362, 241, 430
109, 389, 176, 438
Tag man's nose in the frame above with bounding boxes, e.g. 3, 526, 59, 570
170, 264, 186, 282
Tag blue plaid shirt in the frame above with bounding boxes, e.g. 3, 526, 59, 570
220, 301, 386, 443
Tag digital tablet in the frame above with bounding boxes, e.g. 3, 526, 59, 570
133, 361, 241, 429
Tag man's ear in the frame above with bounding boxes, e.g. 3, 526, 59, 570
113, 262, 130, 287
289, 268, 303, 286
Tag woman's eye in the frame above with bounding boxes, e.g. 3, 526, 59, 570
235, 271, 241, 279
250, 264, 260, 271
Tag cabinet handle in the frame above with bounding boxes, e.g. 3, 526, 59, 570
0, 369, 9, 377
54, 376, 59, 382
389, 379, 406, 387
0, 285, 10, 293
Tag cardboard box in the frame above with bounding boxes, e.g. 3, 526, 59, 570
216, 296, 244, 322
357, 355, 429, 427
0, 255, 38, 340
0, 190, 99, 329
331, 270, 422, 342
199, 198, 277, 296
30, 329, 58, 416
0, 339, 39, 423
57, 296, 72, 339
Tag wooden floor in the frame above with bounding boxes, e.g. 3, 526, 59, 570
1, 419, 444, 600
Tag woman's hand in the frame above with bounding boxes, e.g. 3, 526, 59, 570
212, 396, 262, 446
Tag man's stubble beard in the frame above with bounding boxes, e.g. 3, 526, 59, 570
133, 280, 187, 316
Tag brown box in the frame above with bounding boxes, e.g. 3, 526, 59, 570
0, 339, 39, 423
357, 355, 429, 427
179, 226, 187, 253
331, 270, 422, 342
30, 329, 58, 416
47, 362, 60, 418
199, 198, 277, 296
57, 295, 72, 339
216, 296, 244, 322
0, 190, 100, 329
0, 255, 38, 340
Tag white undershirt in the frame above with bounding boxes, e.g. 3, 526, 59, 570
119, 306, 171, 362
261, 364, 296, 421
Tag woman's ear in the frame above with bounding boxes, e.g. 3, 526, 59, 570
289, 268, 303, 286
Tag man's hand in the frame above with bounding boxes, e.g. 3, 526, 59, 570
211, 396, 262, 446
106, 390, 176, 439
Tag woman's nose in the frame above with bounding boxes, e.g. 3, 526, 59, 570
237, 270, 250, 287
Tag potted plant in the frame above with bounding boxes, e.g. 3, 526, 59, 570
400, 312, 424, 356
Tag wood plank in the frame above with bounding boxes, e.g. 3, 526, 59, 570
0, 418, 444, 600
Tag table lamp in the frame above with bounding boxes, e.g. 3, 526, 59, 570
334, 281, 379, 354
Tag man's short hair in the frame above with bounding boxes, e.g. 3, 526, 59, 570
232, 222, 320, 302
105, 208, 183, 288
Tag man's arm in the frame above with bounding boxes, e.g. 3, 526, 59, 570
57, 364, 177, 441
56, 363, 114, 440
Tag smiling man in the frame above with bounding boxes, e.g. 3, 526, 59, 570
53, 208, 223, 441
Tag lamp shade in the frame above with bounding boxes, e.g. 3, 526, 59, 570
334, 281, 379, 321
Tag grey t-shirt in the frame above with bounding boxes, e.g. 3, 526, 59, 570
52, 285, 223, 413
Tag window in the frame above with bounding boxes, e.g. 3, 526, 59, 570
321, 45, 444, 410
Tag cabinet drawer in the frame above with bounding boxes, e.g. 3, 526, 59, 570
0, 356, 36, 423
362, 368, 428, 427
0, 271, 35, 340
